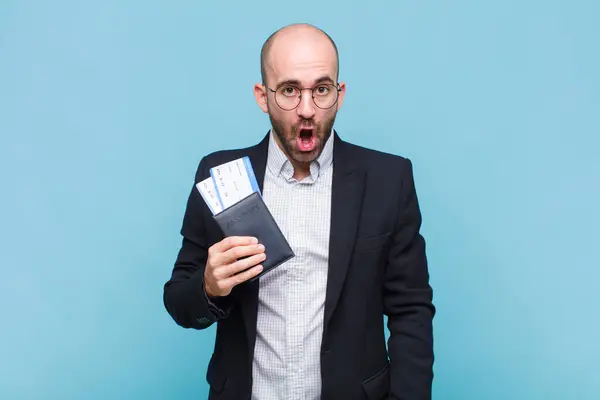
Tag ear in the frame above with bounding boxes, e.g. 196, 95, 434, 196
254, 83, 269, 113
336, 81, 347, 111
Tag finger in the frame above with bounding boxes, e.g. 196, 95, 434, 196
214, 236, 258, 253
208, 237, 259, 266
223, 264, 264, 288
219, 243, 265, 265
216, 252, 266, 279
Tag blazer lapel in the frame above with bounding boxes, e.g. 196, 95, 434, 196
237, 132, 269, 365
324, 133, 365, 328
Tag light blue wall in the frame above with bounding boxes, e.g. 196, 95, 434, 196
1, 1, 598, 399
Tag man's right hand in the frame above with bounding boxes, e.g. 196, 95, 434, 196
204, 236, 266, 298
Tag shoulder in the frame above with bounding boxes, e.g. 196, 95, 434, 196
340, 139, 414, 181
340, 138, 423, 223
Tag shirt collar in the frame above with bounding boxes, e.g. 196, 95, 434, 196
267, 129, 334, 183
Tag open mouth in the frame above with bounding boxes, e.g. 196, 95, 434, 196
297, 128, 316, 152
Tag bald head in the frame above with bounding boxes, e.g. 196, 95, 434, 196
260, 24, 339, 86
253, 23, 346, 174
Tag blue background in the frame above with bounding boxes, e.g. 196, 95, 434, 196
1, 1, 599, 399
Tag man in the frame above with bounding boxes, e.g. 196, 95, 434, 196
163, 23, 435, 400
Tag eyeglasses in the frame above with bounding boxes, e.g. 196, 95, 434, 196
267, 83, 341, 111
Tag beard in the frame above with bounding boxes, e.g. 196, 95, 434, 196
268, 113, 336, 165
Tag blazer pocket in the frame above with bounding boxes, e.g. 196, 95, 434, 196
361, 362, 390, 399
354, 232, 391, 252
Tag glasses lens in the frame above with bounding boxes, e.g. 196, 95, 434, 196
313, 84, 338, 109
275, 86, 301, 110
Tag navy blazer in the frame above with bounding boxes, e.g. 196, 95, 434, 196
163, 131, 435, 400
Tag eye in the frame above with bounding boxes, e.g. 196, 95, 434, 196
314, 85, 330, 96
279, 86, 299, 97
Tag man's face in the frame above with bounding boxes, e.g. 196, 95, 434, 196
255, 29, 346, 165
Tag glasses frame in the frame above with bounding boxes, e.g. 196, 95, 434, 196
266, 82, 342, 111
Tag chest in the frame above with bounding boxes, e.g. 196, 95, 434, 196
261, 171, 332, 278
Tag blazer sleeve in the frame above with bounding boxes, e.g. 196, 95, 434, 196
384, 158, 435, 399
163, 157, 232, 330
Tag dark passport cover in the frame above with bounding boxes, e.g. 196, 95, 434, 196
213, 191, 295, 281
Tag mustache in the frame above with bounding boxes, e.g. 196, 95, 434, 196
292, 120, 317, 132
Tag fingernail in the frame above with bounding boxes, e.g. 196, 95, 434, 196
252, 237, 258, 243
258, 244, 265, 250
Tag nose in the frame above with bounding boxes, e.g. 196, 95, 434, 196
296, 90, 316, 119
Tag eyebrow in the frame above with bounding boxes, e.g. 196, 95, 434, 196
276, 75, 335, 87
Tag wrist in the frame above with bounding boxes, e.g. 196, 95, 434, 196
204, 280, 217, 299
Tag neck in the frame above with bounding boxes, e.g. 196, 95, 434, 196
290, 161, 310, 181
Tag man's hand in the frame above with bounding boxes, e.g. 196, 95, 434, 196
204, 236, 266, 297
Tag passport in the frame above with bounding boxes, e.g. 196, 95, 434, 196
211, 189, 295, 281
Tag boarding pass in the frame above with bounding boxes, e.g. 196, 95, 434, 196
196, 156, 260, 215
